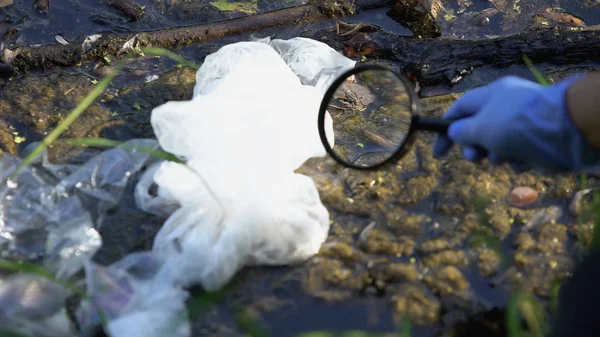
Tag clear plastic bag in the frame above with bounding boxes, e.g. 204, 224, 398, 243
266, 37, 357, 93
0, 139, 159, 279
76, 252, 190, 337
0, 274, 76, 337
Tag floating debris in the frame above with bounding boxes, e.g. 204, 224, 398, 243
82, 34, 102, 54
145, 74, 159, 83
35, 0, 49, 12
542, 7, 586, 27
54, 34, 69, 45
117, 35, 139, 56
108, 0, 146, 21
471, 8, 500, 26
0, 0, 13, 8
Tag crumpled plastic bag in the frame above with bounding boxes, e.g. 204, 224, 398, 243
134, 37, 354, 291
76, 252, 190, 337
266, 36, 357, 93
0, 273, 76, 337
0, 138, 159, 279
147, 162, 330, 291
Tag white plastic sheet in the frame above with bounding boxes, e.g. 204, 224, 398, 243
135, 37, 356, 291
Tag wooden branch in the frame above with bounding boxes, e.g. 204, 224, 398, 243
5, 0, 395, 74
309, 25, 600, 87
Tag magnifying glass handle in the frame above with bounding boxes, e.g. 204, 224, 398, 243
412, 116, 452, 134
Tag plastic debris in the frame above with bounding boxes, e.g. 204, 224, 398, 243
0, 274, 76, 337
0, 36, 355, 337
0, 139, 191, 337
266, 36, 357, 93
54, 35, 69, 45
0, 139, 159, 279
76, 252, 190, 337
82, 34, 102, 54
134, 37, 354, 291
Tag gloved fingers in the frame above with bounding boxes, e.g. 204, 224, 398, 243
433, 134, 453, 158
443, 84, 492, 120
462, 145, 486, 162
447, 117, 480, 147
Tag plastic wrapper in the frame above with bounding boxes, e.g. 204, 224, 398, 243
266, 37, 357, 94
135, 37, 353, 291
0, 139, 160, 279
0, 274, 76, 337
76, 252, 190, 337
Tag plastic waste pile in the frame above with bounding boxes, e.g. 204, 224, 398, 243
0, 37, 356, 337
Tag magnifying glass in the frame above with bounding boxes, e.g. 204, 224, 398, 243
318, 64, 452, 170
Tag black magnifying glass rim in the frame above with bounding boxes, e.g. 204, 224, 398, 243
318, 63, 420, 170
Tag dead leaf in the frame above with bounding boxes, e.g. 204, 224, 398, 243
0, 0, 12, 8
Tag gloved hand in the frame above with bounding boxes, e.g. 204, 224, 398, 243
433, 74, 600, 173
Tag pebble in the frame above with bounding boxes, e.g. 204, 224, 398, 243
507, 186, 539, 208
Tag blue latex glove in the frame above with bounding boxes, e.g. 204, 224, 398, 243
433, 74, 600, 173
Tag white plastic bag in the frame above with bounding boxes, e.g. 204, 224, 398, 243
135, 37, 355, 292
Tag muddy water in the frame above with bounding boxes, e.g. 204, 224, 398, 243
2, 0, 599, 49
0, 0, 599, 336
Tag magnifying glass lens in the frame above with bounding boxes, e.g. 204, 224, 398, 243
323, 68, 413, 168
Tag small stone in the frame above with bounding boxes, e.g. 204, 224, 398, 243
507, 186, 539, 208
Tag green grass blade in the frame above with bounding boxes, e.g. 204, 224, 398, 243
506, 293, 523, 337
589, 190, 600, 251
141, 48, 201, 69
550, 278, 563, 314
519, 295, 546, 337
59, 137, 184, 164
400, 316, 412, 337
0, 328, 31, 337
294, 332, 396, 337
522, 55, 550, 86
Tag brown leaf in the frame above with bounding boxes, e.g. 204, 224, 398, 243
542, 8, 586, 27
0, 0, 13, 8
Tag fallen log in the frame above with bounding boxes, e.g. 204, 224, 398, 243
309, 25, 600, 87
5, 0, 395, 74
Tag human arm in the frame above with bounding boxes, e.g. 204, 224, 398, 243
433, 72, 600, 173
566, 72, 600, 151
